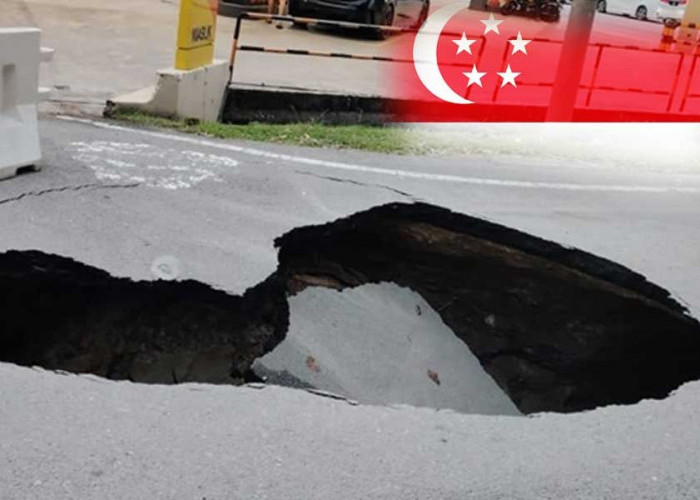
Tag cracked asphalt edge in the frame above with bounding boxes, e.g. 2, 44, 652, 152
295, 170, 423, 203
0, 182, 141, 207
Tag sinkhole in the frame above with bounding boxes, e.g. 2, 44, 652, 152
2, 202, 700, 415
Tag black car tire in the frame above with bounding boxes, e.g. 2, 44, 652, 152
368, 1, 395, 40
540, 3, 560, 22
635, 5, 647, 20
500, 0, 519, 16
525, 2, 539, 17
597, 0, 606, 12
378, 2, 396, 25
413, 1, 429, 29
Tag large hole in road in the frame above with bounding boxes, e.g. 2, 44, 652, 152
2, 202, 699, 415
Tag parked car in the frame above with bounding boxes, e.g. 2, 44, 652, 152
288, 0, 430, 30
596, 0, 655, 20
655, 0, 686, 25
500, 0, 561, 22
218, 0, 269, 17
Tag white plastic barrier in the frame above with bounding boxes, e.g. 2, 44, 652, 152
0, 28, 42, 181
38, 46, 55, 101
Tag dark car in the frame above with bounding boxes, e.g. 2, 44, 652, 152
218, 0, 269, 18
288, 0, 430, 30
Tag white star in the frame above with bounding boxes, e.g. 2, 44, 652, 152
497, 65, 520, 87
509, 31, 531, 55
452, 33, 476, 55
463, 65, 487, 88
480, 13, 503, 35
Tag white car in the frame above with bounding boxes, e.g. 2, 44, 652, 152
596, 0, 672, 21
655, 0, 686, 24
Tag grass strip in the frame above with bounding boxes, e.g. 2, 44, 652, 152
109, 109, 414, 154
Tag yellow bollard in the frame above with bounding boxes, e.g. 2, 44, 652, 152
175, 0, 219, 70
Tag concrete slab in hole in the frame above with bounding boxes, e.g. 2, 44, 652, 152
254, 282, 521, 416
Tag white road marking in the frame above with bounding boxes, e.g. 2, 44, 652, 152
67, 141, 237, 190
58, 116, 700, 194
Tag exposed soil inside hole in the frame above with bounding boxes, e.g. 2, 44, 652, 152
0, 251, 288, 384
2, 202, 699, 414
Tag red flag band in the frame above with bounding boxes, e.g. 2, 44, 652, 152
385, 6, 700, 122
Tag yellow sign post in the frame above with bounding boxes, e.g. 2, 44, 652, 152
175, 0, 219, 70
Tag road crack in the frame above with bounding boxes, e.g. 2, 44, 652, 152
0, 182, 140, 207
295, 170, 422, 202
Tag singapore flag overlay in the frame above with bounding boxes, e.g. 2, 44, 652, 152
387, 5, 700, 122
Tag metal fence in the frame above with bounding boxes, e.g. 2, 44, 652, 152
226, 13, 700, 118
490, 37, 694, 114
227, 12, 486, 85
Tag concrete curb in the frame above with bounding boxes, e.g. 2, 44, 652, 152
221, 84, 393, 125
107, 60, 229, 122
106, 83, 700, 125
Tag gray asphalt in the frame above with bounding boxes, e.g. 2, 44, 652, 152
2, 117, 699, 314
2, 117, 700, 499
3, 352, 700, 499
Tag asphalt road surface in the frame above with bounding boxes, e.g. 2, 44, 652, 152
2, 117, 699, 314
2, 118, 700, 498
2, 360, 700, 499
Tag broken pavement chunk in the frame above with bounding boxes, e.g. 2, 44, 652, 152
274, 202, 700, 414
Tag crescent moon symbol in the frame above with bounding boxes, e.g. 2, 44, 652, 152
413, 3, 473, 105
